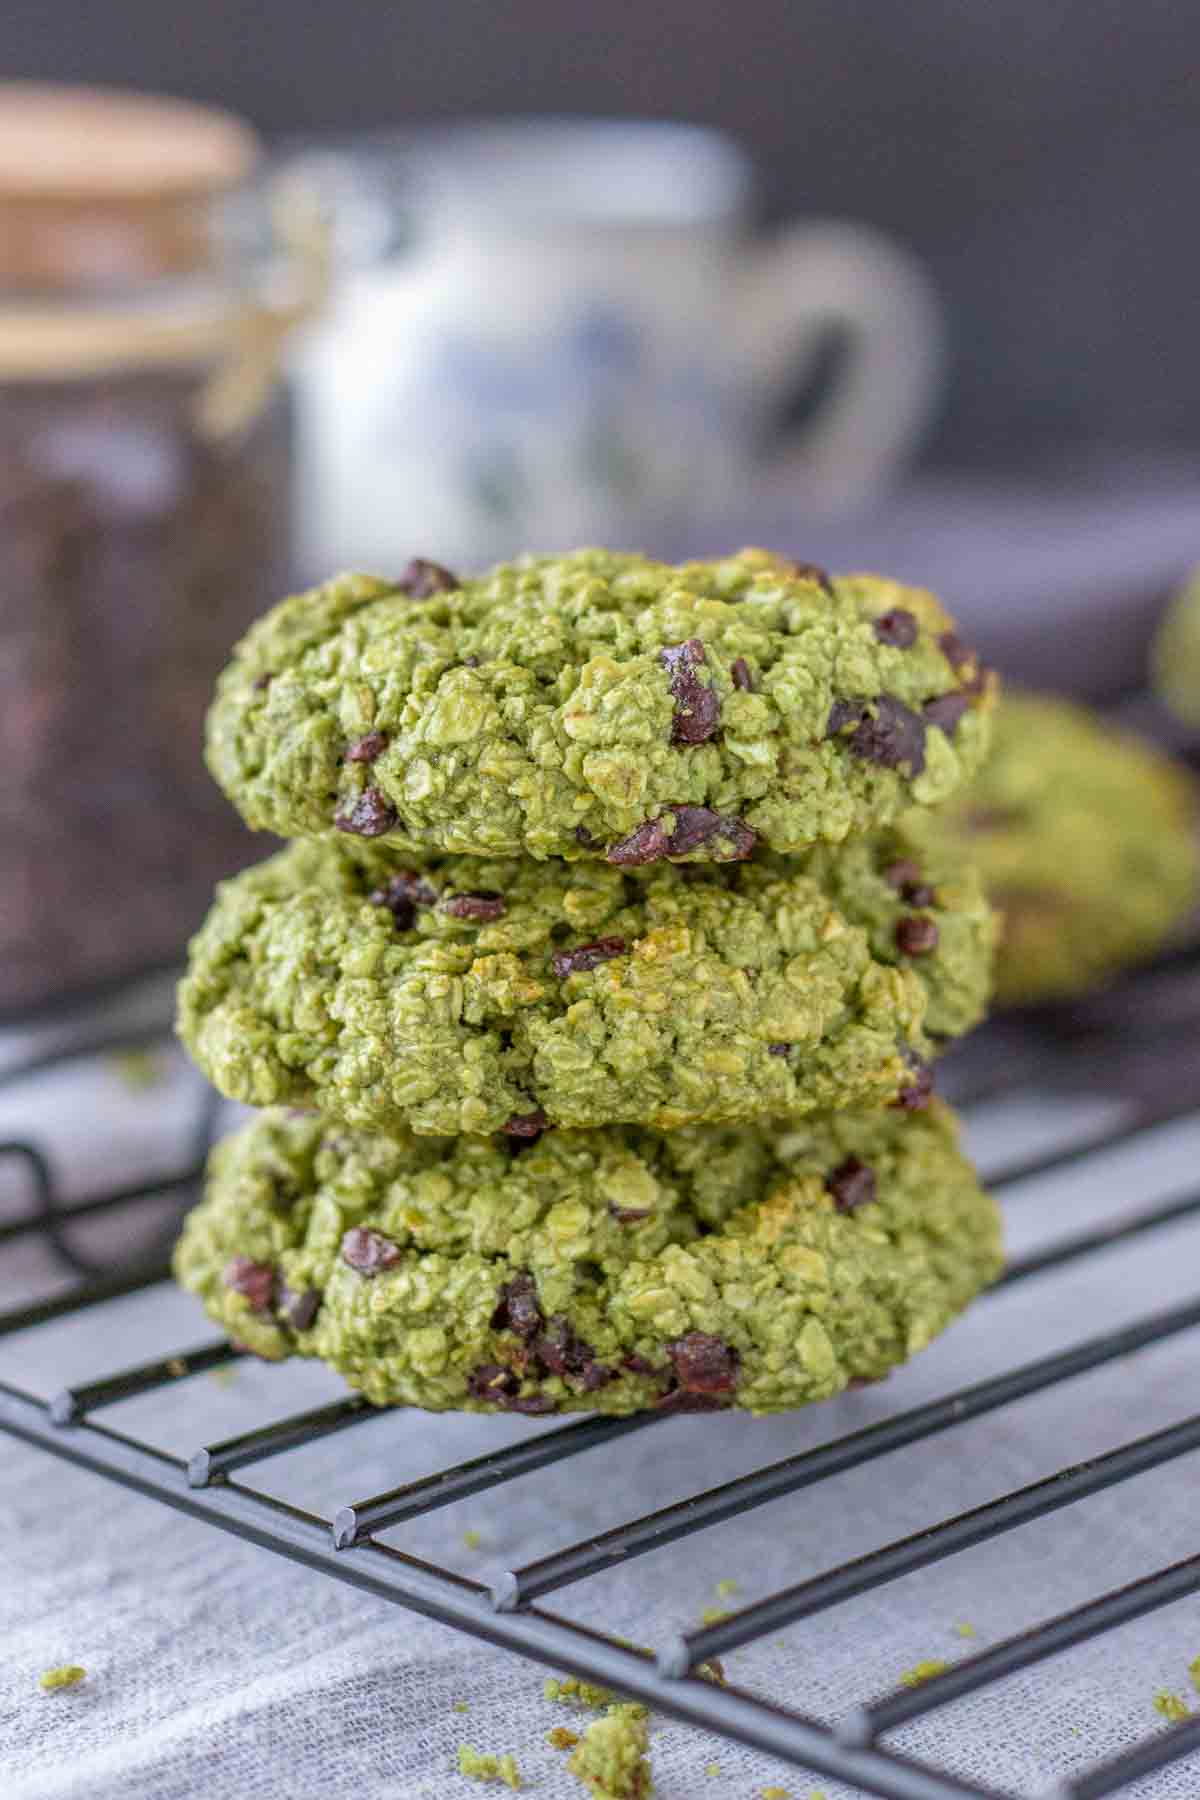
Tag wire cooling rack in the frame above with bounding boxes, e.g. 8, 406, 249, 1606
2, 960, 1200, 1800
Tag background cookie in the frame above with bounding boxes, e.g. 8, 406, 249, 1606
174, 1102, 1003, 1416
1152, 568, 1200, 727
204, 549, 996, 863
933, 693, 1198, 1004
177, 826, 993, 1136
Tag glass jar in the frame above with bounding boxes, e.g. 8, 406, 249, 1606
0, 86, 325, 1015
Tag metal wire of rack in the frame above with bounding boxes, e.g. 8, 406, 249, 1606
2, 958, 1200, 1800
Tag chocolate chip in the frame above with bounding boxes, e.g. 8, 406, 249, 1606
552, 935, 626, 979
369, 869, 439, 930
847, 1374, 889, 1390
767, 1042, 791, 1057
396, 558, 459, 598
786, 559, 835, 595
442, 891, 506, 921
730, 656, 754, 691
895, 1064, 935, 1110
660, 638, 721, 745
340, 1227, 403, 1274
503, 1109, 550, 1140
938, 630, 990, 695
467, 1362, 520, 1401
282, 1286, 322, 1331
335, 787, 398, 838
223, 1256, 275, 1312
492, 1271, 543, 1339
622, 1353, 659, 1376
534, 1314, 594, 1375
883, 859, 934, 907
579, 1361, 614, 1391
826, 1156, 877, 1212
252, 672, 273, 692
507, 1393, 558, 1415
895, 914, 939, 955
605, 818, 670, 866
827, 695, 927, 775
655, 1387, 730, 1413
923, 692, 971, 736
345, 731, 389, 764
666, 1331, 740, 1393
873, 608, 918, 648
609, 1203, 653, 1224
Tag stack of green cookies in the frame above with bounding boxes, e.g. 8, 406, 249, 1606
174, 549, 1004, 1416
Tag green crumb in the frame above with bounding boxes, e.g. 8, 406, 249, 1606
568, 1703, 652, 1799
207, 1365, 238, 1387
715, 1578, 739, 1599
545, 1675, 643, 1714
109, 1048, 166, 1091
39, 1665, 86, 1692
701, 1607, 730, 1626
1154, 1691, 1191, 1723
457, 1745, 522, 1787
760, 1789, 791, 1799
462, 1530, 483, 1549
704, 1763, 721, 1777
1189, 1655, 1200, 1695
698, 1657, 726, 1687
453, 1701, 470, 1714
899, 1660, 950, 1688
953, 1621, 976, 1638
548, 1727, 580, 1750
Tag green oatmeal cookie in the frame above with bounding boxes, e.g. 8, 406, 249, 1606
1153, 567, 1200, 727
933, 693, 1198, 1005
204, 548, 996, 863
177, 825, 994, 1136
173, 1101, 1003, 1415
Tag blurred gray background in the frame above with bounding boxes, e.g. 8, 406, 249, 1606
5, 0, 1197, 470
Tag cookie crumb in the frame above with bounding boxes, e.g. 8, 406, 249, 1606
108, 1048, 165, 1091
714, 1578, 739, 1599
899, 1659, 950, 1688
760, 1789, 791, 1799
453, 1701, 470, 1714
953, 1621, 977, 1639
1154, 1690, 1191, 1723
545, 1676, 631, 1712
39, 1665, 86, 1692
463, 1530, 483, 1549
701, 1607, 730, 1626
457, 1745, 522, 1787
548, 1727, 581, 1750
1189, 1655, 1200, 1695
704, 1762, 721, 1777
568, 1703, 652, 1799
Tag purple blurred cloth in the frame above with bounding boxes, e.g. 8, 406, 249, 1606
657, 456, 1200, 701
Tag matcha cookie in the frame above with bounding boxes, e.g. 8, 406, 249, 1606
933, 694, 1198, 1004
204, 549, 996, 863
173, 1101, 1002, 1415
1152, 568, 1200, 727
177, 826, 993, 1136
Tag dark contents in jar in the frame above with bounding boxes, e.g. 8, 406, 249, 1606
0, 366, 290, 1014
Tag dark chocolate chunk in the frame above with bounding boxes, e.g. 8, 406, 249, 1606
666, 1331, 740, 1393
609, 1203, 653, 1224
767, 1042, 792, 1057
938, 630, 990, 695
506, 1393, 558, 1415
665, 805, 756, 859
655, 1387, 730, 1413
622, 1353, 659, 1376
534, 1314, 594, 1376
441, 891, 506, 921
369, 869, 439, 930
828, 695, 927, 775
492, 1271, 543, 1338
252, 671, 273, 692
345, 730, 389, 764
606, 818, 670, 866
503, 1109, 550, 1140
579, 1361, 614, 1391
883, 859, 934, 906
873, 608, 918, 648
340, 1226, 403, 1274
786, 559, 835, 595
826, 1156, 877, 1213
396, 558, 459, 598
552, 935, 626, 979
466, 1363, 520, 1401
282, 1286, 322, 1331
660, 638, 721, 745
335, 787, 398, 838
895, 1064, 935, 1110
223, 1256, 275, 1312
923, 692, 971, 736
730, 656, 754, 692
895, 914, 940, 956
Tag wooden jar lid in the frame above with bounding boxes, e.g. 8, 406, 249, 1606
0, 84, 261, 287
